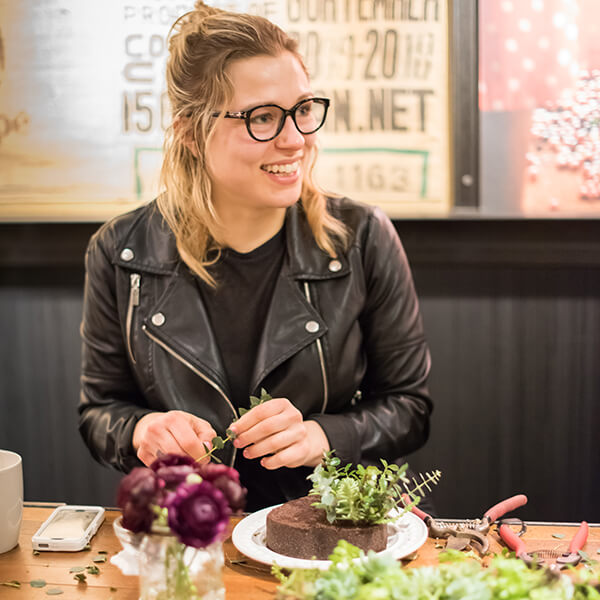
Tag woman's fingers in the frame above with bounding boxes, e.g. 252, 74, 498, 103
241, 422, 304, 460
259, 422, 330, 469
230, 397, 330, 469
166, 413, 216, 459
231, 397, 300, 447
133, 410, 216, 465
230, 397, 290, 431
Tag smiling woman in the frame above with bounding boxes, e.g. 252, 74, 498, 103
78, 0, 433, 513
205, 52, 318, 233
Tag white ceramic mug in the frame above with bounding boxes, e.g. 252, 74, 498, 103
0, 450, 23, 553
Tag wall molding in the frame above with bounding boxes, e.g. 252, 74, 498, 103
2, 220, 600, 269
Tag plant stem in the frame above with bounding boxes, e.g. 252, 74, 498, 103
194, 432, 235, 464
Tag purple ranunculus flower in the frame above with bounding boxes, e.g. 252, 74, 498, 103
197, 463, 247, 513
150, 453, 195, 471
197, 463, 240, 483
116, 467, 163, 533
154, 465, 198, 489
164, 482, 231, 548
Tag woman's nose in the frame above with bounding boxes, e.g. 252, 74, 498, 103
275, 115, 305, 148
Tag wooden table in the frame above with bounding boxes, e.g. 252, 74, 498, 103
1, 505, 599, 599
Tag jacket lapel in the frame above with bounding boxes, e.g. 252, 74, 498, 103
249, 261, 328, 393
114, 208, 230, 396
248, 203, 350, 392
143, 264, 230, 396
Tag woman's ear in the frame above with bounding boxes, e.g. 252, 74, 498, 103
173, 115, 198, 156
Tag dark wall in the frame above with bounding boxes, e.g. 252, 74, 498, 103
1, 220, 599, 521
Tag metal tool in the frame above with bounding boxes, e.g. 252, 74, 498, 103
408, 494, 528, 555
499, 521, 589, 570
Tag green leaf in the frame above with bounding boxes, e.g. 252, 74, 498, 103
552, 533, 565, 539
86, 565, 100, 575
226, 428, 237, 439
202, 442, 210, 454
579, 550, 592, 562
30, 579, 47, 588
83, 543, 91, 551
97, 550, 108, 554
238, 407, 248, 416
32, 549, 40, 556
1, 581, 21, 588
74, 573, 87, 584
69, 567, 85, 573
92, 555, 107, 563
212, 436, 225, 450
46, 589, 64, 595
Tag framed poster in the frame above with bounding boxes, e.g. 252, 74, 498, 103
0, 0, 451, 222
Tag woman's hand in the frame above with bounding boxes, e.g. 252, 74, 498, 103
229, 397, 329, 469
132, 410, 216, 466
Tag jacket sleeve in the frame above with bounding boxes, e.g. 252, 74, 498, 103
311, 207, 432, 466
78, 228, 151, 472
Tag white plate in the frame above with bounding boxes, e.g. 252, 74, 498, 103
231, 505, 428, 570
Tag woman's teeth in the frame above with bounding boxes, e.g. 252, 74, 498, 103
262, 161, 299, 174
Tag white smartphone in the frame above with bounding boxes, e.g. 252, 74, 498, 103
32, 505, 105, 551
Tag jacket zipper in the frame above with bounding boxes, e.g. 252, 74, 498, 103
126, 273, 141, 364
141, 324, 238, 467
303, 282, 329, 413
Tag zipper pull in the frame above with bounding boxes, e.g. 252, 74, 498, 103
130, 273, 141, 306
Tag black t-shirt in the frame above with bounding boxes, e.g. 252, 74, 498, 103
197, 226, 312, 510
198, 226, 285, 410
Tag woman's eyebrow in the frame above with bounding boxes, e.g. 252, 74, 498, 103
236, 93, 315, 112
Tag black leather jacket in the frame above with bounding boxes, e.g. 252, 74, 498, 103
79, 196, 432, 488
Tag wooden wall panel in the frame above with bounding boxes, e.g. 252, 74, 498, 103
0, 272, 121, 507
410, 266, 600, 521
1, 222, 599, 521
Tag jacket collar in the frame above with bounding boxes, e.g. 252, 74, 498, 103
114, 200, 350, 280
117, 200, 351, 401
284, 202, 351, 280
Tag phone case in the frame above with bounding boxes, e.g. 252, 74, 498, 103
32, 505, 105, 551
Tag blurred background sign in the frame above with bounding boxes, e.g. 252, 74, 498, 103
0, 0, 450, 221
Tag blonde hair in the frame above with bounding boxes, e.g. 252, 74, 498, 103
158, 1, 348, 285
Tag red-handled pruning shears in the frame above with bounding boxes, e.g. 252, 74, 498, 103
407, 494, 528, 555
499, 521, 589, 570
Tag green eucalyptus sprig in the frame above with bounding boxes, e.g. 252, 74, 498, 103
196, 388, 272, 464
308, 450, 441, 525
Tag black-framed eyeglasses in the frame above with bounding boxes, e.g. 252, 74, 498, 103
212, 97, 330, 142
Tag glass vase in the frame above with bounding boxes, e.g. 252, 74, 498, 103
138, 532, 225, 600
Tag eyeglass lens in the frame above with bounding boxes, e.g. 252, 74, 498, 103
248, 99, 326, 140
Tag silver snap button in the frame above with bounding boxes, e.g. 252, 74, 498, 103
305, 320, 319, 333
120, 248, 134, 261
151, 312, 165, 326
328, 259, 342, 272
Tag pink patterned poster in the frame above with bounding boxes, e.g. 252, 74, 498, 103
480, 0, 600, 216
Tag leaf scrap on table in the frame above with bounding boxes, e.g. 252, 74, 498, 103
69, 566, 85, 573
1, 581, 21, 588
